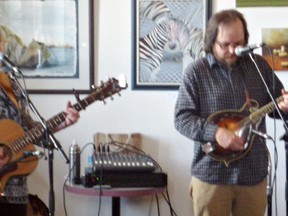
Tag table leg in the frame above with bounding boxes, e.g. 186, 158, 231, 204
112, 197, 120, 216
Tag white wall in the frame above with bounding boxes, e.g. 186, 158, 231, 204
26, 0, 288, 215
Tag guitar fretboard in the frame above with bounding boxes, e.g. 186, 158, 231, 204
9, 77, 127, 154
250, 95, 283, 123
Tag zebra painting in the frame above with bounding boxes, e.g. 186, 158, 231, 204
139, 18, 204, 82
182, 28, 204, 71
139, 1, 171, 24
167, 19, 204, 71
139, 0, 172, 39
136, 0, 206, 85
139, 20, 170, 82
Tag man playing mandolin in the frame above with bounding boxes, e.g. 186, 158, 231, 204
0, 34, 80, 216
175, 9, 288, 216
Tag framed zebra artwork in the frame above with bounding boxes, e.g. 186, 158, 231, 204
0, 0, 94, 94
132, 0, 212, 90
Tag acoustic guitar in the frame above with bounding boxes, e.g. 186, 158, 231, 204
202, 95, 283, 166
0, 75, 127, 196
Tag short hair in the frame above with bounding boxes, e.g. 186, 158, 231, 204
204, 9, 249, 53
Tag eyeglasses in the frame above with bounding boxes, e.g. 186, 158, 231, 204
216, 41, 244, 50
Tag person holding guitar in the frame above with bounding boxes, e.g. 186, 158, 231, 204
0, 33, 80, 216
174, 9, 288, 216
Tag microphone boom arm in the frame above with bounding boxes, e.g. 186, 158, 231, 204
249, 53, 288, 132
248, 52, 288, 216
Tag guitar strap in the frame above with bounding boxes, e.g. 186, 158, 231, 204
0, 72, 20, 109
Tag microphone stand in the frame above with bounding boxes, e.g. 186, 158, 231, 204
248, 53, 288, 216
7, 69, 69, 216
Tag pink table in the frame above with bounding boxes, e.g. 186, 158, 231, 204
65, 183, 166, 216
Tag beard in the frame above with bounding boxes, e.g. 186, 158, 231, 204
218, 54, 239, 69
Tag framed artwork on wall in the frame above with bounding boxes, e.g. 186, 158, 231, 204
262, 28, 288, 71
236, 0, 288, 7
0, 0, 94, 94
131, 0, 212, 90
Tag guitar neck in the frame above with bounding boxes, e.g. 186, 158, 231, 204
10, 76, 127, 153
250, 95, 283, 123
45, 98, 92, 131
13, 98, 89, 151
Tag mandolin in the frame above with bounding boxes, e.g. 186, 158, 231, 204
0, 75, 127, 196
202, 95, 283, 166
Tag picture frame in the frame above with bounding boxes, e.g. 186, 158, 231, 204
0, 0, 94, 94
236, 0, 288, 7
132, 0, 212, 90
262, 28, 288, 71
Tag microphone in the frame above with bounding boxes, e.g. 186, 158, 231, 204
23, 150, 45, 158
235, 43, 266, 56
0, 53, 22, 75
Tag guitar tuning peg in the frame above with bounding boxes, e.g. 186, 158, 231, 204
102, 100, 106, 105
91, 84, 96, 89
110, 96, 114, 100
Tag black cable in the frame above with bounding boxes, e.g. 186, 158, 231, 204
161, 188, 178, 216
265, 44, 279, 216
107, 140, 178, 215
96, 142, 105, 216
98, 140, 178, 215
62, 172, 69, 216
273, 140, 278, 216
269, 135, 278, 216
155, 194, 160, 216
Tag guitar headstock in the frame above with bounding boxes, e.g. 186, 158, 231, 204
91, 74, 128, 102
117, 74, 128, 89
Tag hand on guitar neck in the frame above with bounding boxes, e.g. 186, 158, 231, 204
54, 100, 80, 132
215, 127, 245, 152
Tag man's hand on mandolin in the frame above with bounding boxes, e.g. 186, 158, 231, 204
278, 89, 288, 112
215, 127, 245, 151
0, 146, 9, 167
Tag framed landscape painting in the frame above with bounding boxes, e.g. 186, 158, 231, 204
0, 0, 94, 94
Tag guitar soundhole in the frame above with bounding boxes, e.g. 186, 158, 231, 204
217, 116, 242, 132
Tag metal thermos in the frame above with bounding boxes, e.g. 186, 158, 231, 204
69, 140, 81, 184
